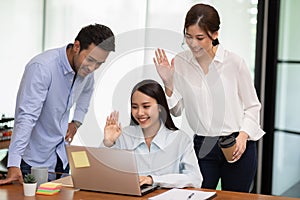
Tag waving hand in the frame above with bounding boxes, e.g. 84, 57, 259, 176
153, 48, 175, 95
103, 111, 122, 147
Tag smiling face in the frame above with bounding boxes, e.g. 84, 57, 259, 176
73, 41, 110, 77
185, 24, 218, 58
131, 90, 161, 133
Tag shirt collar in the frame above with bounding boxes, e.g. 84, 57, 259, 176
131, 122, 171, 150
60, 44, 76, 76
213, 44, 224, 63
151, 123, 170, 150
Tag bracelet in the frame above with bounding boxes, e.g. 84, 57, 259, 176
71, 120, 82, 129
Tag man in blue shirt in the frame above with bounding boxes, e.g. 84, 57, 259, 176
0, 23, 115, 184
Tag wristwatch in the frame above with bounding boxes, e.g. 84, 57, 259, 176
71, 120, 82, 129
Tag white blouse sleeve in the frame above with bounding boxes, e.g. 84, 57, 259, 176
238, 59, 265, 140
166, 87, 184, 117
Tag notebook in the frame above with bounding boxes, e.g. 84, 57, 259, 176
148, 188, 216, 200
66, 145, 158, 196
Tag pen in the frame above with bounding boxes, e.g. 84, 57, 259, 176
186, 192, 195, 200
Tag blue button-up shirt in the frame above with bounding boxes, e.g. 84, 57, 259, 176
106, 124, 203, 188
8, 45, 94, 172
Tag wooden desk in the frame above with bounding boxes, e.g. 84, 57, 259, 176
0, 183, 299, 200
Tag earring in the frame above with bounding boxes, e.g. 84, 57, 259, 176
212, 38, 219, 46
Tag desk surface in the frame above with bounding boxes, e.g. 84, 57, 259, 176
0, 183, 299, 200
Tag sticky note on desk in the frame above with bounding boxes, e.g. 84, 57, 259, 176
71, 151, 90, 168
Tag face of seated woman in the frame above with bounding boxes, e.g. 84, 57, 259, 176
131, 90, 161, 137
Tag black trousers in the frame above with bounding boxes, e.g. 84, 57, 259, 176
193, 134, 257, 192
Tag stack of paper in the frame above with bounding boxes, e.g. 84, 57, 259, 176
51, 175, 74, 187
148, 188, 216, 200
36, 182, 62, 195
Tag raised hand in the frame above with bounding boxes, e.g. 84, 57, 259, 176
153, 48, 175, 91
103, 111, 122, 147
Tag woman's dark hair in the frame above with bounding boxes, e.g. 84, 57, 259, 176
75, 23, 115, 52
184, 4, 220, 45
130, 79, 178, 131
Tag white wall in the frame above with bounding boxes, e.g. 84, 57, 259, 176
0, 0, 43, 117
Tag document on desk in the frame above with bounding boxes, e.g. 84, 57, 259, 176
148, 188, 216, 200
51, 176, 74, 187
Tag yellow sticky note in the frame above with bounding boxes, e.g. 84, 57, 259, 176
71, 151, 90, 168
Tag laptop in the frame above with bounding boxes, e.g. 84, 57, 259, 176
66, 145, 158, 196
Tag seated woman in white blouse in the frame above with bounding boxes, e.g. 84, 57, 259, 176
102, 79, 202, 188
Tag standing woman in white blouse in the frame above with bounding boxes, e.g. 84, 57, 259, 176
153, 4, 265, 192
102, 79, 202, 188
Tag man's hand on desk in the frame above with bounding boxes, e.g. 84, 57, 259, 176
0, 167, 23, 185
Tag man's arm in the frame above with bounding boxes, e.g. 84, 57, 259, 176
65, 75, 94, 143
2, 63, 50, 185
